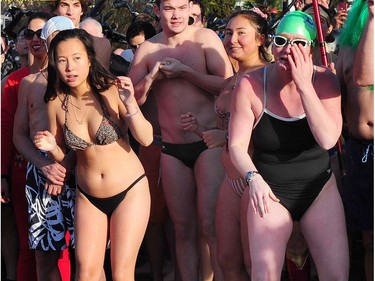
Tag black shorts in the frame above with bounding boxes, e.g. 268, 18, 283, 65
342, 138, 374, 230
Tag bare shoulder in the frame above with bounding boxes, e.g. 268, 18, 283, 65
194, 26, 222, 45
20, 72, 39, 85
243, 66, 266, 86
18, 73, 41, 99
313, 65, 340, 97
140, 34, 162, 51
29, 73, 47, 92
46, 93, 63, 114
100, 85, 119, 103
132, 36, 162, 67
53, 93, 65, 105
314, 65, 339, 82
148, 32, 163, 43
105, 84, 119, 97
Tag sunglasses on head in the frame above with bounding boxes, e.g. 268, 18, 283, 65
24, 29, 42, 40
272, 35, 313, 48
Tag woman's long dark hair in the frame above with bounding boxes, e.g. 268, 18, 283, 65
44, 28, 116, 103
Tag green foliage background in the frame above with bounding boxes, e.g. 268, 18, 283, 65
4, 0, 338, 46
202, 0, 236, 18
1, 0, 241, 46
0, 0, 242, 19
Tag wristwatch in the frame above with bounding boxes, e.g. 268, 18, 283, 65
245, 171, 259, 185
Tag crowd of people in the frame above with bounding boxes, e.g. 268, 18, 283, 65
1, 0, 373, 281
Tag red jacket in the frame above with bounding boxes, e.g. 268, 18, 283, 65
1, 67, 30, 175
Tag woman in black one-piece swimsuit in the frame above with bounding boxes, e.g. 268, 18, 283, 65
228, 11, 349, 281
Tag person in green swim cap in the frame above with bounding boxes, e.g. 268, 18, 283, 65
270, 10, 319, 72
227, 8, 349, 281
276, 10, 317, 42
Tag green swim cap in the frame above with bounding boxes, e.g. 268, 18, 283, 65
276, 11, 317, 41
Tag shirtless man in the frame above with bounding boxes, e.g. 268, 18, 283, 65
2, 12, 52, 281
52, 0, 111, 70
336, 1, 374, 280
128, 0, 233, 280
352, 0, 373, 88
13, 17, 76, 281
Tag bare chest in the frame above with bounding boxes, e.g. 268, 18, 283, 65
27, 86, 49, 133
148, 43, 207, 73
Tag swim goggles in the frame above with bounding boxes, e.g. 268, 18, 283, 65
272, 35, 313, 48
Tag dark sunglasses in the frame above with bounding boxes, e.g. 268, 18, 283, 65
272, 35, 313, 48
24, 29, 42, 40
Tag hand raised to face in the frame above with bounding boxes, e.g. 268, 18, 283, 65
287, 44, 314, 89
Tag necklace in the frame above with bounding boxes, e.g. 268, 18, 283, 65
39, 57, 48, 79
39, 69, 48, 80
72, 103, 89, 125
69, 96, 89, 125
232, 72, 240, 90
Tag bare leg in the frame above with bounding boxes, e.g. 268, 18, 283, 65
35, 250, 62, 281
110, 177, 150, 281
75, 192, 108, 281
247, 199, 293, 280
161, 154, 199, 281
195, 148, 224, 281
216, 179, 250, 281
301, 175, 349, 281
